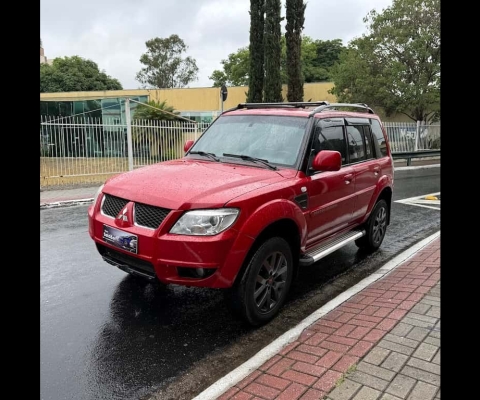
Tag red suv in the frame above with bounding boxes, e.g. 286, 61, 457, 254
88, 102, 394, 326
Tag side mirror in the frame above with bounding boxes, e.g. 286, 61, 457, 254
312, 150, 342, 172
184, 140, 194, 153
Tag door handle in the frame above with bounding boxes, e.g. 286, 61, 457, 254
344, 174, 353, 184
373, 166, 380, 176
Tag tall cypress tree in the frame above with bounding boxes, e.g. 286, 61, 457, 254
264, 0, 283, 102
247, 0, 265, 103
286, 0, 306, 101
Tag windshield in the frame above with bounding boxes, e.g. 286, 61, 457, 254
188, 115, 309, 167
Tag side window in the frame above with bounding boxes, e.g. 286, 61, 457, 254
313, 125, 347, 164
361, 125, 375, 160
346, 126, 366, 163
371, 119, 388, 157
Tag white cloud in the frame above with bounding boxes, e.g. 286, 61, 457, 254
40, 0, 393, 89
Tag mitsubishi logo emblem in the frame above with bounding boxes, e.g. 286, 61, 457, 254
117, 207, 128, 222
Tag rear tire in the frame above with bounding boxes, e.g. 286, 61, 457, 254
227, 237, 293, 326
355, 199, 388, 252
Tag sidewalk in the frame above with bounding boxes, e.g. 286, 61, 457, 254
195, 233, 440, 400
40, 185, 99, 208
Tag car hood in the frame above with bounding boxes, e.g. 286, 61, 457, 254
103, 159, 296, 210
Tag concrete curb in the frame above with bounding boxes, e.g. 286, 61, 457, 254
40, 198, 94, 209
394, 164, 439, 171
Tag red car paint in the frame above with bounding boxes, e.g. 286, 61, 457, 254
88, 107, 393, 290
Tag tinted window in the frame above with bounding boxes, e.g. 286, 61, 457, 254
346, 126, 366, 163
371, 119, 388, 157
314, 125, 347, 163
361, 126, 374, 159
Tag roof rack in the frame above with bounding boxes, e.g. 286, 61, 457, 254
310, 103, 375, 115
223, 101, 330, 113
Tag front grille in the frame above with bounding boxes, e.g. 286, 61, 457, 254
102, 194, 129, 217
96, 243, 156, 278
134, 203, 171, 229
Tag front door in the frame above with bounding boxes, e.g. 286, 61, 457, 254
305, 119, 355, 245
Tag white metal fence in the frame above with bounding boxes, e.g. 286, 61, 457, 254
40, 116, 440, 188
383, 122, 440, 153
40, 115, 210, 187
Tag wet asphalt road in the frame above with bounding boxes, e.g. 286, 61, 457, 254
40, 167, 440, 400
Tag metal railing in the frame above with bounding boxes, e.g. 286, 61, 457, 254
40, 116, 440, 188
383, 122, 440, 153
40, 115, 210, 187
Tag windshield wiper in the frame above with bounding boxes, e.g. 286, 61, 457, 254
189, 151, 220, 162
223, 153, 277, 170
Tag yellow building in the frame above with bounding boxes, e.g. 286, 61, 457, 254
40, 82, 412, 123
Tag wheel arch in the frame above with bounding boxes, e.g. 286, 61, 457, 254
234, 218, 301, 287
376, 186, 393, 225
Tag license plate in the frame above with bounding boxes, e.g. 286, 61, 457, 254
103, 225, 138, 254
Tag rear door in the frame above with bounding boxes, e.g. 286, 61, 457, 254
345, 118, 380, 221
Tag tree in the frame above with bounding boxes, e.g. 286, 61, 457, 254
329, 0, 440, 122
285, 0, 306, 101
133, 99, 180, 121
132, 100, 183, 160
209, 47, 250, 87
136, 35, 199, 89
307, 39, 345, 82
210, 37, 345, 87
264, 0, 283, 102
40, 56, 123, 92
247, 0, 265, 102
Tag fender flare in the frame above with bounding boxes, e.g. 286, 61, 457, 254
216, 199, 308, 287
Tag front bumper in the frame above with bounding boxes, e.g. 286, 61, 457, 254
88, 203, 252, 288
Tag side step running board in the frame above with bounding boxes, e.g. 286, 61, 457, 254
299, 230, 365, 267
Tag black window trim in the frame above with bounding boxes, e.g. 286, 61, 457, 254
302, 115, 389, 175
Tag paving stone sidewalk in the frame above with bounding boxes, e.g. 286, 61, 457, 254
217, 238, 440, 400
324, 282, 440, 400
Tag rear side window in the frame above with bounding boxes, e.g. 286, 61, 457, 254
360, 126, 374, 159
371, 119, 388, 157
314, 125, 347, 163
346, 126, 366, 163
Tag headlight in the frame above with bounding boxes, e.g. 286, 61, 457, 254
170, 208, 239, 236
93, 184, 104, 207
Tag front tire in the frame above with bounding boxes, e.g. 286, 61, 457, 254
228, 237, 293, 326
355, 199, 388, 252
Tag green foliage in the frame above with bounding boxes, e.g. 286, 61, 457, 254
285, 0, 306, 101
40, 56, 123, 93
210, 36, 345, 87
264, 0, 283, 102
247, 0, 265, 102
307, 38, 345, 82
209, 47, 250, 87
329, 0, 440, 122
133, 100, 180, 120
136, 34, 199, 89
132, 100, 183, 161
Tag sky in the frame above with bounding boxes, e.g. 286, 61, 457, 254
40, 0, 393, 90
